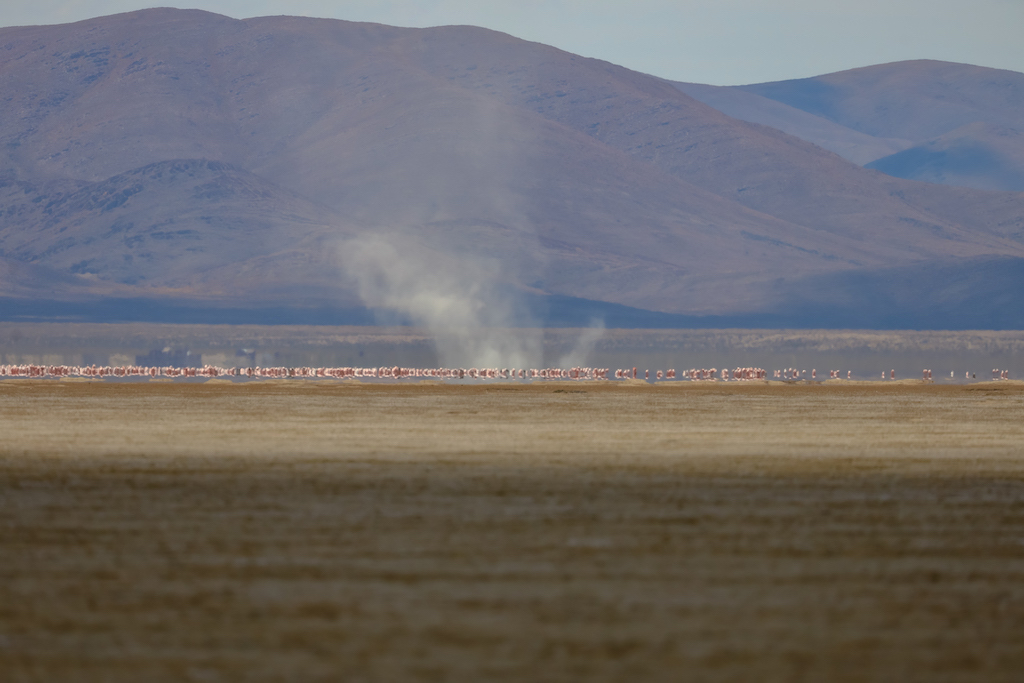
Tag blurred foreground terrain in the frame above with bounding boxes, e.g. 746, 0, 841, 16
1, 381, 1023, 681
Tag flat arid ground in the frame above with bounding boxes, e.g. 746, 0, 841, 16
2, 380, 1024, 682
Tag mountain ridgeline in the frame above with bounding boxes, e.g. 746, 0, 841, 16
1, 9, 1023, 328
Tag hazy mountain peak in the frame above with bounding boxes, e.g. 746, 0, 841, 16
737, 58, 1024, 140
2, 12, 1024, 329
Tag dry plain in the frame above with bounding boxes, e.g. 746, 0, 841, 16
1, 380, 1024, 682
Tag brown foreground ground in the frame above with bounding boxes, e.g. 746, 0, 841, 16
1, 380, 1023, 682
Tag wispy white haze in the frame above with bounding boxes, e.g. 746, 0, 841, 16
338, 232, 544, 369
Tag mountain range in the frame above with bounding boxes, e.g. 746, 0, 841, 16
676, 60, 1024, 191
1, 8, 1022, 328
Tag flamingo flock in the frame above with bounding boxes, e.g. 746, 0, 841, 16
0, 363, 767, 382
0, 364, 622, 381
0, 363, 1007, 382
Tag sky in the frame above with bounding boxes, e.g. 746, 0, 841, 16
1, 0, 1022, 85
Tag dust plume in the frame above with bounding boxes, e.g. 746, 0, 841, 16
335, 94, 606, 370
557, 319, 606, 368
339, 232, 543, 368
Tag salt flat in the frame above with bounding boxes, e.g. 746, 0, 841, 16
2, 381, 1023, 681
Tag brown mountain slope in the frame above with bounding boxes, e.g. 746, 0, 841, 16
395, 31, 1024, 254
2, 10, 1024, 327
0, 159, 356, 301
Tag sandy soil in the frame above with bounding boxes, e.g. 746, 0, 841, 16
2, 381, 1023, 682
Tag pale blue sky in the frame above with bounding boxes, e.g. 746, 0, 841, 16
2, 0, 1022, 85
